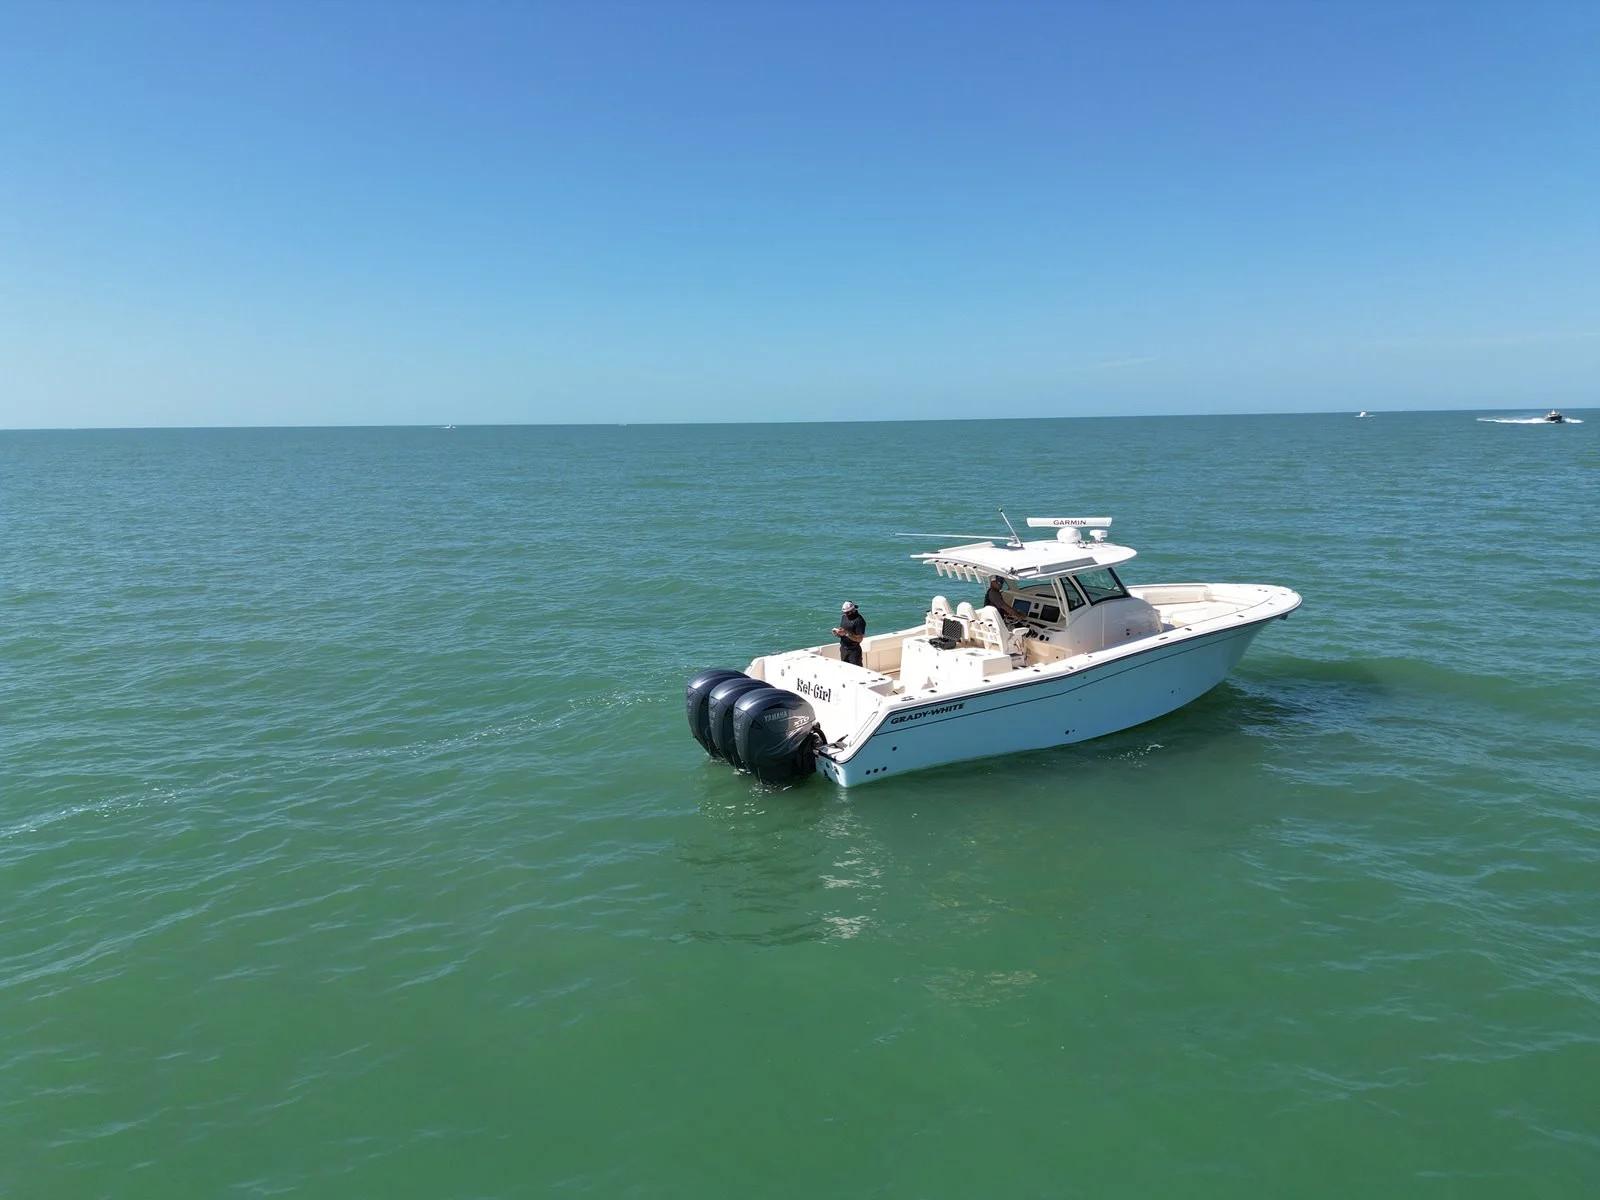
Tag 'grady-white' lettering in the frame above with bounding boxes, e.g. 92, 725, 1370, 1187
889, 702, 965, 725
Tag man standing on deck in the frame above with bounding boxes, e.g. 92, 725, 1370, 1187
833, 601, 866, 667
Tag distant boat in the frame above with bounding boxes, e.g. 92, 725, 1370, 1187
1477, 411, 1583, 425
1356, 411, 1370, 418
441, 424, 457, 431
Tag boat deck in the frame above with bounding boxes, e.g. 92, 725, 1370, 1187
1153, 599, 1243, 627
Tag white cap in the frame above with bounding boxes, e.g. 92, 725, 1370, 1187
841, 601, 856, 612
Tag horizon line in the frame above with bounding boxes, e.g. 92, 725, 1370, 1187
0, 403, 1586, 433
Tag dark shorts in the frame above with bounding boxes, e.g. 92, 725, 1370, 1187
840, 642, 863, 666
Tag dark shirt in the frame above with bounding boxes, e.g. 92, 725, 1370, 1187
838, 609, 865, 653
986, 585, 1025, 625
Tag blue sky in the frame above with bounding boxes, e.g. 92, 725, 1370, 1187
2, 0, 1597, 427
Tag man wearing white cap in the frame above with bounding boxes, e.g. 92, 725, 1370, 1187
832, 601, 866, 667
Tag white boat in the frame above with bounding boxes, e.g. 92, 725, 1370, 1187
1357, 411, 1370, 418
1544, 410, 1567, 423
686, 516, 1301, 787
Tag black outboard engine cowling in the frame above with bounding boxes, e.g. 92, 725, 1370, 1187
733, 688, 819, 786
685, 668, 745, 757
706, 676, 773, 768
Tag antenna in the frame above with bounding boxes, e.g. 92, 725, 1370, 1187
892, 532, 1007, 541
997, 508, 1023, 548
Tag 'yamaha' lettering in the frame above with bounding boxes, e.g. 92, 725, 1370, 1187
889, 702, 965, 725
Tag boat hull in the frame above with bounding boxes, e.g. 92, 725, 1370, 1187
816, 619, 1268, 786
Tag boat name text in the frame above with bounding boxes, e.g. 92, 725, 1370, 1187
795, 678, 832, 703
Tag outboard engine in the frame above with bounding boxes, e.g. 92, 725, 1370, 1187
706, 676, 773, 767
733, 688, 819, 786
685, 668, 745, 757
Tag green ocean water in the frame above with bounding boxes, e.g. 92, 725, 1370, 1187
2, 411, 1597, 1197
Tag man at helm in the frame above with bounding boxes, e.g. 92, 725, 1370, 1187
832, 601, 866, 666
985, 575, 1026, 625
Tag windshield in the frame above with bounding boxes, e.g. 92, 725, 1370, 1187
1073, 568, 1129, 604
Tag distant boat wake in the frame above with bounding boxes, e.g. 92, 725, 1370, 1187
1477, 416, 1584, 424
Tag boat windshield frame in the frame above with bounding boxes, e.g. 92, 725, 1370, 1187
1073, 566, 1131, 605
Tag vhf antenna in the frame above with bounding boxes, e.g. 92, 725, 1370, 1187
997, 507, 1023, 548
